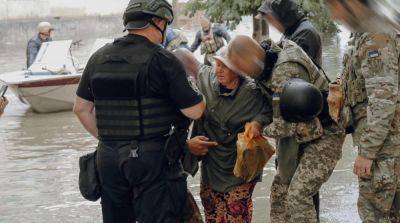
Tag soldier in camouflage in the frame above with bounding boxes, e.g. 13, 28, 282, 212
325, 1, 400, 222
164, 28, 190, 51
228, 35, 346, 223
190, 16, 231, 66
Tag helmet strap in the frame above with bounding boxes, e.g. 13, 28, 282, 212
148, 18, 168, 43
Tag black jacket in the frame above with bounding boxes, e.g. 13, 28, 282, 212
272, 0, 322, 67
283, 18, 322, 67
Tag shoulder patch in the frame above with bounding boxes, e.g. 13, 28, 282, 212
368, 50, 380, 58
358, 34, 390, 58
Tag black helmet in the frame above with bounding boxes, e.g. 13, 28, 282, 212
280, 78, 323, 123
123, 0, 174, 30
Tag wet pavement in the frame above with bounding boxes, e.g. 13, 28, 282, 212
0, 17, 361, 222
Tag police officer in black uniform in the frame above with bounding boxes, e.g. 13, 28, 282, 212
73, 0, 205, 222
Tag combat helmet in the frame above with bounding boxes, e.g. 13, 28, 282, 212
123, 0, 174, 30
280, 78, 324, 123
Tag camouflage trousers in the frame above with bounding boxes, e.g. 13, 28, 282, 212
358, 156, 400, 223
270, 128, 345, 223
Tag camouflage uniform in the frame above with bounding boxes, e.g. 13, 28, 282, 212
190, 24, 231, 66
165, 28, 189, 52
260, 40, 346, 223
338, 33, 400, 223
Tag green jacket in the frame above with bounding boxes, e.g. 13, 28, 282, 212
195, 65, 272, 193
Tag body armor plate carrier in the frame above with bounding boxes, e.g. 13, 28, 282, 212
90, 38, 180, 141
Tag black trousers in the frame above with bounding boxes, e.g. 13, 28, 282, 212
96, 141, 187, 223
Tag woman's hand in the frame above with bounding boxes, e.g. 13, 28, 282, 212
0, 97, 8, 116
249, 121, 263, 138
187, 136, 218, 156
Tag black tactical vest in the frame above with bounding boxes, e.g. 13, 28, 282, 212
90, 37, 181, 141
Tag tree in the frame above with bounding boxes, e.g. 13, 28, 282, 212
185, 0, 269, 43
185, 0, 337, 41
172, 0, 178, 27
296, 0, 337, 32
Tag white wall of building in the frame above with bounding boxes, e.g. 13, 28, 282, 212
0, 0, 50, 20
0, 0, 130, 20
0, 0, 188, 20
85, 0, 129, 15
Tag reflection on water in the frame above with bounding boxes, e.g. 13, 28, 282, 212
0, 17, 361, 222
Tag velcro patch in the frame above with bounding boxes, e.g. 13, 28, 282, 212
368, 50, 380, 58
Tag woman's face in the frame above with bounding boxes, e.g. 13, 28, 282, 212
215, 60, 239, 88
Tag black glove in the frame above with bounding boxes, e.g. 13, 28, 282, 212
258, 40, 279, 81
260, 39, 272, 51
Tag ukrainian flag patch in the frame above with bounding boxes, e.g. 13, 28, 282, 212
368, 50, 380, 58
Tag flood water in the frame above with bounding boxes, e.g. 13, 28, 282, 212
0, 16, 361, 222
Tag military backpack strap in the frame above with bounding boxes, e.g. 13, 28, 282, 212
276, 40, 329, 90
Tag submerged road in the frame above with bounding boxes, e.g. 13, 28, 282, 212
0, 17, 360, 222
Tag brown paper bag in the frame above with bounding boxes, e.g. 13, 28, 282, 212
234, 123, 275, 182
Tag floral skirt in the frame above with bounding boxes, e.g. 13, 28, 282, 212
200, 182, 257, 223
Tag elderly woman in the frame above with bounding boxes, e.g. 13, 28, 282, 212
0, 97, 8, 117
175, 47, 272, 222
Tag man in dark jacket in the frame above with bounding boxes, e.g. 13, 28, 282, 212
74, 0, 206, 222
257, 0, 323, 221
258, 0, 322, 67
26, 22, 54, 68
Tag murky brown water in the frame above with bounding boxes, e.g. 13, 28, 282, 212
0, 17, 361, 222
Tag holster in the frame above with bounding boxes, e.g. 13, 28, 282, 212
163, 125, 188, 179
276, 137, 300, 184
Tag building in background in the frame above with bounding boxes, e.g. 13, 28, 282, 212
0, 0, 132, 20
0, 0, 50, 20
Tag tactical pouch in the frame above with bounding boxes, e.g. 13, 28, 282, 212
276, 137, 300, 184
294, 118, 324, 143
79, 151, 101, 202
327, 80, 344, 124
163, 125, 188, 179
164, 126, 181, 165
327, 79, 354, 133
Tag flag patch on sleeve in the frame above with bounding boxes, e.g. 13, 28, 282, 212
368, 50, 380, 58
